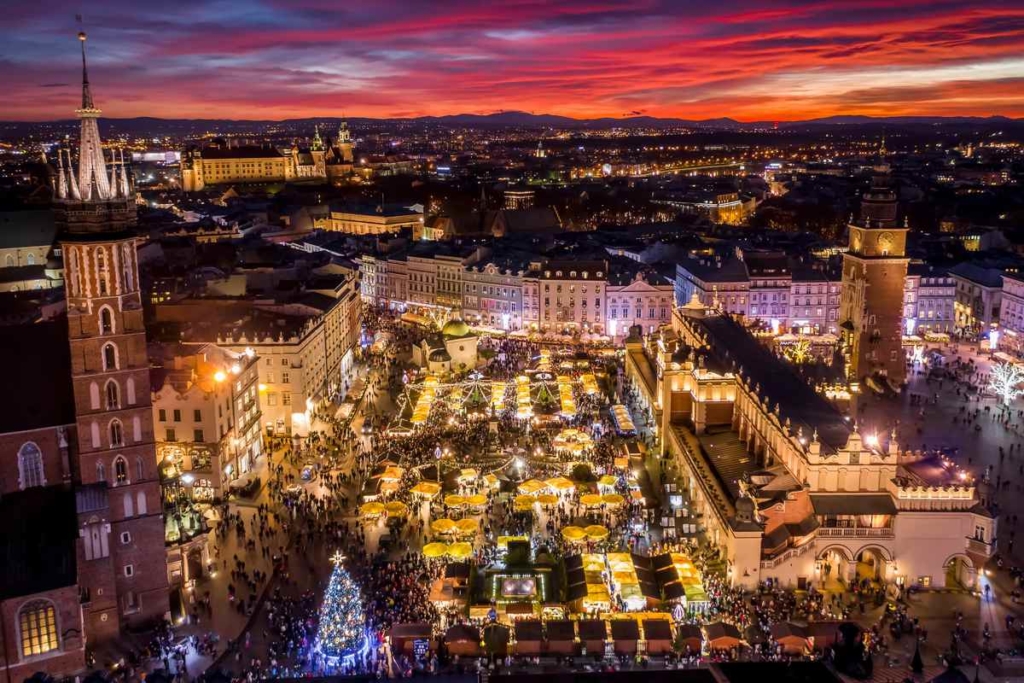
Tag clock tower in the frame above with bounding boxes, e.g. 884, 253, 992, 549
839, 178, 909, 388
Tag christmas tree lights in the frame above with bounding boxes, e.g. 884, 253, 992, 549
316, 551, 366, 663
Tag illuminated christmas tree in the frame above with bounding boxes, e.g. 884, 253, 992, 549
316, 551, 366, 662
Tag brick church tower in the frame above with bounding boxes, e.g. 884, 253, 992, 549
55, 32, 169, 638
839, 178, 909, 389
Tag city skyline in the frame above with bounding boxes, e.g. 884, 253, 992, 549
3, 0, 1023, 122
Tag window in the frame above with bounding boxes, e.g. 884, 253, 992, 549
120, 531, 132, 545
114, 456, 128, 484
100, 307, 113, 334
103, 343, 117, 371
281, 358, 288, 366
96, 460, 106, 483
282, 372, 290, 384
166, 428, 176, 442
158, 409, 166, 422
105, 380, 119, 410
267, 394, 277, 406
97, 250, 108, 295
136, 457, 144, 481
109, 420, 123, 447
193, 409, 202, 422
282, 392, 291, 406
19, 601, 58, 657
194, 429, 204, 442
173, 409, 181, 422
124, 565, 134, 577
17, 442, 45, 489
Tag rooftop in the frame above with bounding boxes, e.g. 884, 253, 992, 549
695, 315, 851, 452
0, 319, 76, 433
0, 485, 78, 600
0, 209, 58, 250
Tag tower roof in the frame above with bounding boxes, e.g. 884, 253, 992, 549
54, 32, 134, 210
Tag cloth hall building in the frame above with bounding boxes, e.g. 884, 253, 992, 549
624, 297, 998, 592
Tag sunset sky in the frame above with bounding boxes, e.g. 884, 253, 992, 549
4, 0, 1024, 121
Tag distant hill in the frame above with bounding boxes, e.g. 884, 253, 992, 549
1, 111, 1020, 138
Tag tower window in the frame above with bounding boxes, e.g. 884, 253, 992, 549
102, 343, 118, 371
100, 307, 113, 334
105, 380, 120, 410
109, 420, 124, 448
114, 456, 128, 484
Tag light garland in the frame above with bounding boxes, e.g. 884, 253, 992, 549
316, 551, 366, 662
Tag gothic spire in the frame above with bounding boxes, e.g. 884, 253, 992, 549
79, 31, 94, 110
74, 32, 113, 202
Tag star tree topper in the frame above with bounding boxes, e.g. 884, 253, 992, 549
330, 550, 346, 565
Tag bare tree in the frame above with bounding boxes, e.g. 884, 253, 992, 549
989, 362, 1024, 407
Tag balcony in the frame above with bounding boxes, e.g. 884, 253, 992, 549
817, 526, 894, 538
967, 536, 997, 557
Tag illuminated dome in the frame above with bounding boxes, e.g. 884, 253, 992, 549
442, 319, 471, 338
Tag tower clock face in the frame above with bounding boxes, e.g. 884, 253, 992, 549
877, 231, 893, 251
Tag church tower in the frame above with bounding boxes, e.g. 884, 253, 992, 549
337, 120, 354, 163
839, 178, 909, 388
57, 32, 169, 638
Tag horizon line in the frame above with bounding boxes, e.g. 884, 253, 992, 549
3, 111, 1021, 125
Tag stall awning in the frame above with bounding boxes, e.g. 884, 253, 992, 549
810, 493, 897, 516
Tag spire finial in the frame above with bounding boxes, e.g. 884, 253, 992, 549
78, 25, 94, 110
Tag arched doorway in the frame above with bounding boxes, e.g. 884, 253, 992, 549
817, 546, 852, 591
943, 554, 976, 590
854, 545, 892, 585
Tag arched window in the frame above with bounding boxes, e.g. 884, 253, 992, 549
136, 490, 147, 515
89, 382, 100, 410
17, 442, 45, 489
126, 377, 136, 405
102, 343, 118, 371
113, 456, 128, 484
105, 380, 120, 410
96, 249, 108, 296
109, 419, 124, 448
123, 491, 133, 517
90, 422, 101, 448
26, 253, 36, 266
135, 457, 144, 481
96, 460, 106, 483
132, 416, 141, 442
99, 307, 113, 334
122, 244, 133, 293
4, 254, 14, 267
18, 600, 58, 657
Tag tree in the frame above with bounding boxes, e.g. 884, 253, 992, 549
316, 551, 366, 662
989, 362, 1024, 407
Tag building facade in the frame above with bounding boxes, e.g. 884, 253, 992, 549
999, 273, 1024, 355
904, 265, 955, 336
462, 263, 525, 331
328, 205, 421, 235
152, 345, 262, 499
533, 260, 608, 336
951, 263, 1003, 336
0, 322, 85, 679
606, 273, 675, 338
